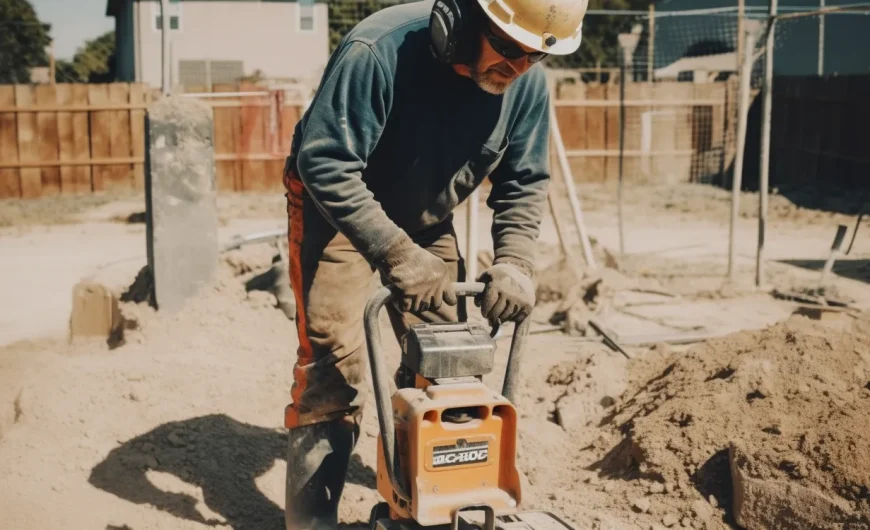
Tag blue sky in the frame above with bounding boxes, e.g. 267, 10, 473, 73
32, 0, 114, 60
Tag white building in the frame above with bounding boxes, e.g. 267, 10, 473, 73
106, 0, 330, 89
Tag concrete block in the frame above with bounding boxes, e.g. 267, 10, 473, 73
145, 96, 219, 314
69, 281, 122, 339
68, 259, 149, 342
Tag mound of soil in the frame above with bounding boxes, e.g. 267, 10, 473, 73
599, 317, 870, 529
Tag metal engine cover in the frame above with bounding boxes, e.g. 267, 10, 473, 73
402, 322, 497, 379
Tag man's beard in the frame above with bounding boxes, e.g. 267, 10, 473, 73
469, 62, 513, 95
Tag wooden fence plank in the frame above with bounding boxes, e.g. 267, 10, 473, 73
107, 83, 133, 190
213, 83, 241, 191
604, 83, 620, 182
585, 84, 606, 183
555, 82, 587, 181
72, 85, 92, 192
129, 84, 146, 192
0, 86, 20, 198
57, 84, 76, 193
15, 85, 41, 198
34, 84, 61, 196
89, 84, 112, 192
57, 84, 92, 194
239, 82, 268, 191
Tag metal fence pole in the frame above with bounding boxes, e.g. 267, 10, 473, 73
466, 189, 480, 281
728, 30, 756, 283
647, 4, 655, 82
818, 0, 825, 76
618, 47, 626, 256
756, 0, 778, 288
161, 0, 171, 95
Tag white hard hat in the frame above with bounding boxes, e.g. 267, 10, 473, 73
475, 0, 589, 55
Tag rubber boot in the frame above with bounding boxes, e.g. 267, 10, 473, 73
285, 416, 360, 530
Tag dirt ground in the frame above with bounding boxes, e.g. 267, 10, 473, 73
1, 183, 869, 530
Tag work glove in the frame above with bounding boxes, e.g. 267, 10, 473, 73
475, 261, 535, 327
374, 236, 457, 314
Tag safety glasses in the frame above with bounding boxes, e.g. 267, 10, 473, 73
482, 24, 549, 64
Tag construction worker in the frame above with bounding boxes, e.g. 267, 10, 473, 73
282, 0, 588, 528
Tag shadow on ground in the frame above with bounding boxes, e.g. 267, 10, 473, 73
777, 258, 870, 284
90, 414, 377, 530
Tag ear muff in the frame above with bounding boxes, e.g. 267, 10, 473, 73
429, 0, 477, 65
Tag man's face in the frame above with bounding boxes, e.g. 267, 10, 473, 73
468, 21, 546, 95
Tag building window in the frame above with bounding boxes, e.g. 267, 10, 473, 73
153, 1, 182, 32
299, 3, 314, 32
156, 15, 180, 30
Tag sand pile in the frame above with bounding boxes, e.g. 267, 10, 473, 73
593, 316, 870, 529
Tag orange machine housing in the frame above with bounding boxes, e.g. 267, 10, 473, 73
376, 379, 522, 527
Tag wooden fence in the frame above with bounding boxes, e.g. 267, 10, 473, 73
555, 80, 736, 185
0, 82, 306, 199
0, 83, 155, 199
10, 76, 865, 199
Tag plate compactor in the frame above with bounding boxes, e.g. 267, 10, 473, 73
363, 282, 576, 530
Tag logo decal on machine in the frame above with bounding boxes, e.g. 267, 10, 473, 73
432, 439, 489, 468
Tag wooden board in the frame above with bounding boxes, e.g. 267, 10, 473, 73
34, 84, 61, 196
129, 84, 146, 192
15, 85, 41, 198
604, 83, 621, 182
556, 82, 587, 181
213, 83, 242, 191
57, 84, 85, 193
88, 84, 112, 192
107, 83, 133, 191
239, 84, 267, 192
0, 86, 20, 198
584, 83, 606, 183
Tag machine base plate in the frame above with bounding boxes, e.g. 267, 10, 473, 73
370, 507, 576, 530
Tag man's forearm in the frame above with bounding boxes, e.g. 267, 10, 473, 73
296, 147, 408, 263
292, 41, 411, 264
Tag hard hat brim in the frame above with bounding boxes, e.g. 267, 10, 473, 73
476, 0, 584, 56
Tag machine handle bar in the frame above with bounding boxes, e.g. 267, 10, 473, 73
363, 281, 531, 505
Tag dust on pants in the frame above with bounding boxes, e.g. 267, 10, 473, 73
283, 169, 467, 429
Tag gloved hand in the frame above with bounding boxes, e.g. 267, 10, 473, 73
374, 235, 457, 314
475, 262, 535, 327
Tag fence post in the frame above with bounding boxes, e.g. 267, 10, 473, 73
818, 0, 825, 76
737, 0, 746, 72
161, 0, 171, 95
618, 45, 626, 256
145, 96, 219, 313
757, 0, 778, 288
647, 4, 655, 82
465, 189, 480, 281
728, 30, 756, 284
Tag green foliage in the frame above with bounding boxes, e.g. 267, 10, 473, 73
0, 0, 51, 83
55, 31, 116, 83
542, 0, 651, 69
327, 0, 400, 52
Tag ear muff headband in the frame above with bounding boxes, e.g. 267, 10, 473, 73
429, 0, 478, 65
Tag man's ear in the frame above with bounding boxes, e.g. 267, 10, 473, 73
457, 0, 486, 65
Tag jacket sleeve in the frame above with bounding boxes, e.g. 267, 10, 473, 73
294, 41, 407, 262
485, 74, 551, 277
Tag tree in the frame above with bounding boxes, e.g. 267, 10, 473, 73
55, 31, 116, 83
546, 0, 652, 70
328, 0, 394, 52
0, 0, 51, 83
